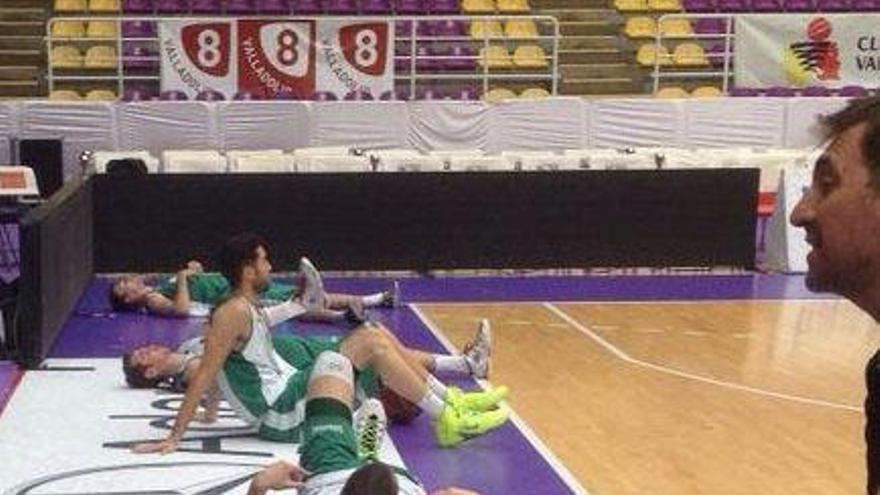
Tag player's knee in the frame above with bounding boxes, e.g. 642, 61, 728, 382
310, 351, 354, 387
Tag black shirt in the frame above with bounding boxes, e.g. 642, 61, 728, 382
865, 349, 880, 495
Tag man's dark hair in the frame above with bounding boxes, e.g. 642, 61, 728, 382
109, 282, 145, 312
121, 351, 162, 388
341, 463, 398, 495
822, 96, 880, 189
217, 232, 269, 288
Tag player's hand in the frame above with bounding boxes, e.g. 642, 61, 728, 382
131, 437, 179, 455
251, 461, 309, 491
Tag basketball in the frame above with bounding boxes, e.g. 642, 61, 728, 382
808, 17, 831, 40
379, 382, 422, 424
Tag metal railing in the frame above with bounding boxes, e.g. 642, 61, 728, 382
651, 13, 735, 94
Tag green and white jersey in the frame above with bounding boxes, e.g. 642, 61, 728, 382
300, 469, 427, 495
216, 303, 300, 426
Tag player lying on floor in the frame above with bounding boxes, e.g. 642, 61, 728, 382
247, 358, 484, 495
130, 233, 508, 448
109, 258, 398, 318
123, 317, 497, 425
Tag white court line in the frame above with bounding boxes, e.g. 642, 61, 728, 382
409, 304, 592, 495
543, 303, 861, 413
420, 298, 839, 306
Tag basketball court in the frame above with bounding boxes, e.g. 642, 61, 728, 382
0, 273, 869, 494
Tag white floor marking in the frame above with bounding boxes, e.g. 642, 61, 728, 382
543, 303, 861, 413
410, 304, 593, 495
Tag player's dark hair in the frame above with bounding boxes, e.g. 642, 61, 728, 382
341, 462, 398, 495
217, 232, 269, 288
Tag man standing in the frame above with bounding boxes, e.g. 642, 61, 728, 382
789, 96, 880, 494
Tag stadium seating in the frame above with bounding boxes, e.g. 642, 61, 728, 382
52, 21, 86, 39
85, 46, 118, 69
87, 21, 118, 39
85, 89, 118, 101
484, 87, 517, 102
659, 18, 693, 36
519, 87, 550, 98
497, 0, 530, 12
655, 86, 689, 98
505, 19, 539, 38
637, 44, 672, 66
512, 45, 549, 67
51, 46, 85, 69
691, 86, 722, 97
123, 0, 154, 13
673, 43, 708, 65
55, 0, 88, 11
471, 19, 505, 39
462, 0, 495, 12
479, 46, 513, 68
49, 89, 84, 100
90, 0, 121, 11
624, 17, 656, 38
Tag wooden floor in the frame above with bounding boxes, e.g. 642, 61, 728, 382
416, 300, 880, 495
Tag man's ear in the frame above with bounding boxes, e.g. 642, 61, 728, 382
145, 367, 159, 379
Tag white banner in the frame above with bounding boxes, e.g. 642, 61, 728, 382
160, 18, 393, 99
735, 14, 880, 88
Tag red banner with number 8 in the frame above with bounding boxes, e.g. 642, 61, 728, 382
338, 22, 389, 77
237, 20, 316, 98
181, 23, 232, 77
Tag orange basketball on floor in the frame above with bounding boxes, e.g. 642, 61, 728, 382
379, 382, 422, 424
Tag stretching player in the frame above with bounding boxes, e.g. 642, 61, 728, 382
246, 358, 484, 495
109, 259, 398, 318
132, 233, 508, 451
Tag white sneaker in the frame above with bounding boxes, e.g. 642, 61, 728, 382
354, 398, 388, 461
297, 257, 327, 311
463, 319, 491, 379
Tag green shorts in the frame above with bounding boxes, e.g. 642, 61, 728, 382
298, 398, 364, 475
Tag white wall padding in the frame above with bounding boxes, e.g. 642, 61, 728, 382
218, 102, 312, 151
118, 102, 218, 156
487, 97, 586, 152
407, 101, 490, 151
311, 102, 409, 149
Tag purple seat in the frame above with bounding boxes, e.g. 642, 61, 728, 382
815, 0, 849, 9
415, 45, 441, 72
123, 44, 159, 70
693, 18, 727, 34
416, 21, 436, 37
705, 43, 731, 69
800, 85, 833, 96
123, 0, 155, 13
122, 21, 157, 38
160, 90, 189, 101
447, 45, 476, 70
764, 86, 797, 96
717, 0, 750, 11
233, 91, 257, 100
396, 20, 414, 38
449, 86, 478, 100
752, 0, 783, 10
432, 20, 468, 37
122, 87, 153, 101
783, 0, 813, 9
226, 0, 257, 13
295, 0, 325, 13
156, 0, 189, 12
196, 89, 225, 101
839, 85, 869, 97
260, 0, 291, 12
683, 0, 716, 10
191, 0, 221, 12
851, 0, 880, 9
313, 91, 338, 101
415, 87, 444, 100
395, 0, 427, 14
431, 0, 460, 13
361, 0, 393, 13
343, 90, 375, 100
729, 87, 761, 97
326, 0, 359, 13
380, 89, 413, 100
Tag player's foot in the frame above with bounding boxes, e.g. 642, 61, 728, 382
463, 319, 491, 379
433, 403, 509, 448
354, 398, 387, 461
381, 280, 401, 308
446, 385, 508, 412
297, 257, 327, 311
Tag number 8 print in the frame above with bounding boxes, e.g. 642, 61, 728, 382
276, 29, 299, 67
197, 29, 221, 69
354, 29, 378, 68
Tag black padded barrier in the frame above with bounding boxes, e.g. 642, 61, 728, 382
92, 169, 760, 273
17, 179, 93, 368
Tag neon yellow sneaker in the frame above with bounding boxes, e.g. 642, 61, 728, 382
433, 403, 510, 447
446, 385, 508, 412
